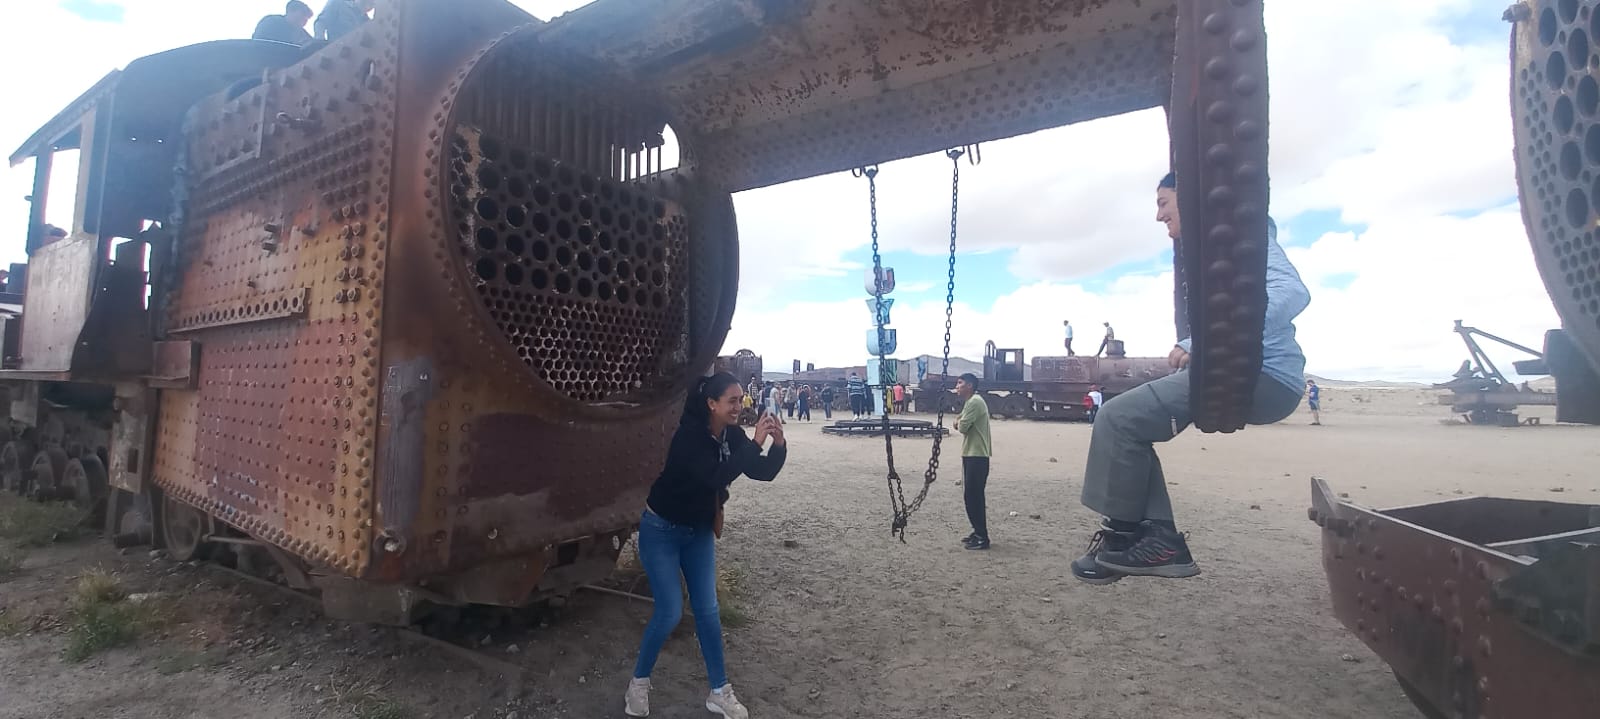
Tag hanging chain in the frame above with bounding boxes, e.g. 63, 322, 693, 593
860, 146, 975, 541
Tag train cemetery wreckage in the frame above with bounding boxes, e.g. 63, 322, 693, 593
0, 0, 1598, 715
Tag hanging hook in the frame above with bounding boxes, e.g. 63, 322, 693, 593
944, 144, 981, 165
851, 164, 879, 179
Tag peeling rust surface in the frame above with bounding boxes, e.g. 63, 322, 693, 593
1512, 0, 1600, 378
541, 0, 1179, 191
153, 7, 406, 576
1311, 481, 1600, 719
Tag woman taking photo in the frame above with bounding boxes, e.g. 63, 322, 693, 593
624, 372, 787, 719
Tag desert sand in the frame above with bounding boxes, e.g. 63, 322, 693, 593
1, 387, 1596, 719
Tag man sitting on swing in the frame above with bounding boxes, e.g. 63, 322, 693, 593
1070, 171, 1310, 584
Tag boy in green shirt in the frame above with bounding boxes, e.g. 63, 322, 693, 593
954, 373, 992, 550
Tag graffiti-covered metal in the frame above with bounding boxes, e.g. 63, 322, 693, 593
1169, 0, 1272, 433
1511, 0, 1600, 379
1310, 479, 1600, 719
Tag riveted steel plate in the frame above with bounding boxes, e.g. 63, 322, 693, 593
153, 8, 404, 576
1311, 480, 1600, 719
357, 0, 741, 586
1512, 0, 1600, 378
1170, 0, 1271, 433
540, 0, 1180, 192
167, 287, 309, 333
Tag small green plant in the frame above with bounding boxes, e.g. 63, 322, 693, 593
73, 568, 125, 606
61, 568, 168, 662
0, 498, 82, 546
0, 608, 24, 637
351, 699, 410, 719
64, 600, 142, 662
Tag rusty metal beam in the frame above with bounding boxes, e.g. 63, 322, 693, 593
540, 0, 1179, 192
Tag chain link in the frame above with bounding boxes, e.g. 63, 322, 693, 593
861, 147, 973, 541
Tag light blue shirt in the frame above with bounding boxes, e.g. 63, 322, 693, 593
1176, 219, 1310, 393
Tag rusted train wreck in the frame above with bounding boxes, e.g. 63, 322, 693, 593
5, 0, 1254, 624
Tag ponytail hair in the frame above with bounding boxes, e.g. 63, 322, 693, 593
683, 371, 741, 424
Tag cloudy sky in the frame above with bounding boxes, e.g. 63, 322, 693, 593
1, 0, 1560, 382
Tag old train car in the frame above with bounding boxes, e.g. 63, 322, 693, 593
918, 341, 1174, 419
3, 0, 1285, 626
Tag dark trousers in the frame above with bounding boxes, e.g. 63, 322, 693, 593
798, 400, 810, 421
823, 400, 833, 419
849, 394, 865, 416
1066, 338, 1074, 356
1081, 371, 1302, 524
962, 456, 990, 540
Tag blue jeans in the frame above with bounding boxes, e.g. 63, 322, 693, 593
631, 509, 726, 688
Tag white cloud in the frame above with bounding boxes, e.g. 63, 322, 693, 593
726, 0, 1571, 383
0, 0, 1569, 384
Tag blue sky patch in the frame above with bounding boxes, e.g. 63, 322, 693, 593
60, 0, 125, 23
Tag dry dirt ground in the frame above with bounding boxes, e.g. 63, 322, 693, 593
2, 387, 1597, 719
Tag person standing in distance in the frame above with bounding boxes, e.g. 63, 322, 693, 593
624, 372, 786, 719
846, 371, 867, 419
1070, 171, 1309, 585
1063, 319, 1075, 356
1087, 384, 1103, 423
1306, 379, 1322, 425
953, 373, 993, 550
252, 1, 314, 45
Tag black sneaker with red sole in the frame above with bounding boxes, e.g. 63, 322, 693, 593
1094, 520, 1201, 579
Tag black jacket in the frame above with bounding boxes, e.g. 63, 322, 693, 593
646, 416, 786, 528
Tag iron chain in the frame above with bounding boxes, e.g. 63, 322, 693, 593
861, 146, 974, 541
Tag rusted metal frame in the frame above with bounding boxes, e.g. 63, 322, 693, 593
8, 70, 120, 166
1488, 527, 1600, 558
688, 31, 1170, 193
166, 287, 310, 333
24, 152, 52, 255
196, 80, 272, 183
1311, 478, 1600, 717
146, 340, 201, 389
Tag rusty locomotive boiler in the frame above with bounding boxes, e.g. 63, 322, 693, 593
4, 0, 1283, 624
5, 3, 741, 622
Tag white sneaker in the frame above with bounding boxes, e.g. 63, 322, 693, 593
624, 677, 651, 717
705, 683, 749, 718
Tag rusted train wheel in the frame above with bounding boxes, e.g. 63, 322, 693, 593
1511, 0, 1600, 377
160, 493, 212, 562
0, 440, 34, 495
1169, 0, 1273, 433
60, 456, 109, 525
28, 447, 68, 500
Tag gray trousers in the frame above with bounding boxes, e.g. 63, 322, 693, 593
1080, 371, 1303, 524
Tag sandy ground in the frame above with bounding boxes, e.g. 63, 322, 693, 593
2, 388, 1597, 719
